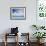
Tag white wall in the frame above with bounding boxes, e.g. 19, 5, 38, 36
0, 0, 36, 42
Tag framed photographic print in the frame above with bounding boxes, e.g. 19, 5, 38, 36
10, 7, 26, 20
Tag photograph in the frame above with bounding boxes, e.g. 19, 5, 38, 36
10, 7, 26, 20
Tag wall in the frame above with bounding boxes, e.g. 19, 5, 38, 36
0, 0, 36, 42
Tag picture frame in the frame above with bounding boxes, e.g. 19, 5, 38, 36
10, 7, 26, 20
